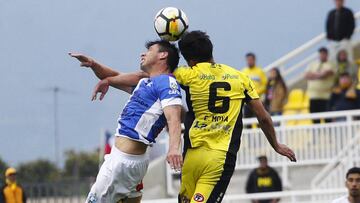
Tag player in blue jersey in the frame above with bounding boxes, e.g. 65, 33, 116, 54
69, 40, 183, 203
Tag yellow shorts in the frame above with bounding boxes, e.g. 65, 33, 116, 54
179, 148, 236, 203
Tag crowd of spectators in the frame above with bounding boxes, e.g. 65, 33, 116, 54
242, 0, 360, 119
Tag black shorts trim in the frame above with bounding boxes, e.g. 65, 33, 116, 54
206, 153, 236, 203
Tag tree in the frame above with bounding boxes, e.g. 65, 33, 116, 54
63, 149, 99, 179
0, 157, 8, 183
17, 159, 60, 183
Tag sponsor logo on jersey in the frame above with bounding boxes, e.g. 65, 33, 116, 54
222, 74, 239, 80
193, 193, 205, 202
199, 74, 215, 80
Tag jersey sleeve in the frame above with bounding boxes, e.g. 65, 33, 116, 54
243, 74, 260, 103
155, 75, 182, 109
173, 66, 195, 86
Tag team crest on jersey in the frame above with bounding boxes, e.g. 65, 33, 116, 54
193, 193, 204, 202
170, 81, 178, 90
169, 81, 180, 94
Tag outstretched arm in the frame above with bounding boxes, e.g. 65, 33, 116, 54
164, 105, 183, 171
247, 99, 297, 162
69, 52, 149, 98
69, 53, 120, 79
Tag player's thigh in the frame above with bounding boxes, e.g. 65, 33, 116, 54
205, 154, 236, 203
86, 155, 112, 202
179, 149, 205, 201
192, 152, 235, 203
189, 182, 215, 203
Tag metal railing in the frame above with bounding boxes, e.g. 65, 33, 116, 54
23, 179, 93, 203
311, 125, 360, 190
143, 188, 347, 203
240, 110, 360, 169
263, 11, 360, 86
165, 110, 360, 196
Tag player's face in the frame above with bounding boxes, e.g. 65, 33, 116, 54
346, 173, 360, 197
140, 44, 161, 72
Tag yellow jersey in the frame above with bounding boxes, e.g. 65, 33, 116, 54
242, 66, 268, 96
173, 63, 259, 155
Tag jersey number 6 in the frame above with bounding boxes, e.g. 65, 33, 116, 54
208, 82, 231, 113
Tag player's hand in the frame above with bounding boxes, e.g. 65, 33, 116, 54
92, 79, 109, 101
275, 143, 297, 162
166, 149, 183, 172
68, 52, 95, 68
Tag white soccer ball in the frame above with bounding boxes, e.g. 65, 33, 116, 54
154, 7, 189, 42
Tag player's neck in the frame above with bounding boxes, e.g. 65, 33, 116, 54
189, 58, 215, 67
148, 68, 170, 77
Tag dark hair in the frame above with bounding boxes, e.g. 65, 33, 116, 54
318, 47, 328, 53
246, 52, 256, 59
145, 40, 179, 72
178, 30, 213, 63
346, 167, 360, 178
340, 72, 351, 77
258, 155, 267, 161
268, 67, 287, 93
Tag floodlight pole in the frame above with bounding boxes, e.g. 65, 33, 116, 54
53, 86, 60, 166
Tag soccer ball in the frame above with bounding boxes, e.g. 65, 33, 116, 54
154, 7, 189, 42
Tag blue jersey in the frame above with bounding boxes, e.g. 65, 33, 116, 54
115, 74, 182, 144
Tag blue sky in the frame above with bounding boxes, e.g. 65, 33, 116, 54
1, 0, 360, 166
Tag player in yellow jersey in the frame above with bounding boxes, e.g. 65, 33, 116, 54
174, 31, 295, 203
68, 31, 296, 203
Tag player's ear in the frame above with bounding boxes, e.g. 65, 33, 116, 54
159, 51, 168, 60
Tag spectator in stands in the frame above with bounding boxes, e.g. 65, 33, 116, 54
305, 47, 336, 123
328, 72, 360, 112
242, 52, 268, 118
326, 0, 355, 61
264, 68, 287, 116
245, 156, 282, 203
331, 167, 360, 203
335, 50, 357, 83
0, 168, 26, 203
326, 0, 355, 42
